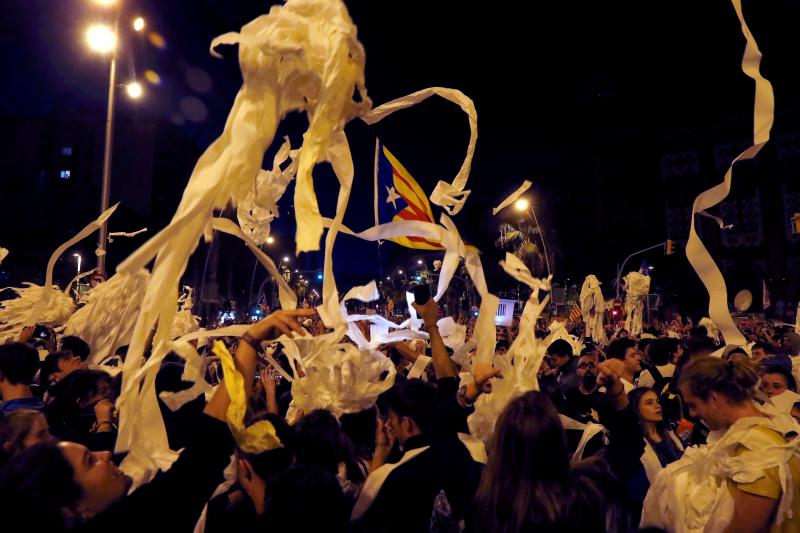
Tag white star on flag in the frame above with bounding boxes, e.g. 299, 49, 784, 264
385, 186, 402, 209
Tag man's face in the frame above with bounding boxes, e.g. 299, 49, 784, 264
752, 347, 767, 363
760, 372, 789, 399
679, 384, 726, 431
623, 347, 642, 374
577, 355, 598, 387
550, 353, 570, 369
384, 409, 410, 445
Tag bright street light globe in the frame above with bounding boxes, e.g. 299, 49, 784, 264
514, 198, 530, 211
126, 82, 143, 99
86, 24, 116, 54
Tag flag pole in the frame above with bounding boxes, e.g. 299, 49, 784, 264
374, 138, 385, 302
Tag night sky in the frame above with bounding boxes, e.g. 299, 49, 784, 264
2, 0, 799, 309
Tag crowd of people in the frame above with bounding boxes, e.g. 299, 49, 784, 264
1, 296, 800, 532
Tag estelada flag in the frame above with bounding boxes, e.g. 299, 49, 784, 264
569, 304, 582, 322
374, 140, 444, 250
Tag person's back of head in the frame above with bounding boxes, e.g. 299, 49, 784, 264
0, 342, 39, 388
649, 338, 679, 367
339, 405, 377, 460
380, 378, 438, 436
261, 464, 349, 532
546, 339, 573, 360
606, 338, 636, 361
60, 336, 91, 362
0, 441, 81, 530
685, 336, 717, 359
294, 409, 349, 475
475, 391, 573, 531
679, 356, 759, 405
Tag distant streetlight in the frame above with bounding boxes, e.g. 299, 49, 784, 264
86, 24, 116, 54
386, 277, 390, 281
514, 198, 530, 211
283, 256, 290, 262
132, 17, 145, 32
126, 81, 143, 98
398, 270, 403, 274
73, 253, 82, 274
266, 236, 275, 244
93, 0, 116, 6
417, 259, 423, 265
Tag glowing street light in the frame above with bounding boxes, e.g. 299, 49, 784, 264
398, 270, 403, 274
513, 198, 530, 211
132, 17, 145, 32
266, 236, 275, 244
283, 256, 290, 262
73, 253, 82, 274
93, 0, 116, 6
417, 259, 423, 265
126, 81, 143, 98
86, 24, 116, 54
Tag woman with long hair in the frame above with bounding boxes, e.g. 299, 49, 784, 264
628, 387, 684, 483
472, 391, 613, 532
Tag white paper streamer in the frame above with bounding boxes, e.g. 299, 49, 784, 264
698, 317, 720, 344
108, 227, 148, 243
170, 286, 200, 340
684, 0, 773, 349
468, 253, 551, 443
362, 87, 477, 216
492, 180, 532, 215
623, 271, 650, 337
580, 274, 608, 346
697, 211, 733, 231
236, 137, 298, 245
64, 270, 151, 363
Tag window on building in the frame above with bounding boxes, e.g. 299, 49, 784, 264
59, 170, 71, 179
62, 146, 73, 156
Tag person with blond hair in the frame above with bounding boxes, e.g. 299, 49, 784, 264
642, 357, 800, 533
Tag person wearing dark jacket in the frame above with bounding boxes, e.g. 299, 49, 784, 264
352, 298, 500, 532
547, 339, 580, 394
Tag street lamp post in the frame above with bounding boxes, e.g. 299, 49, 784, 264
93, 9, 121, 276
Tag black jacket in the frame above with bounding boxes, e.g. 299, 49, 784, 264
357, 377, 482, 532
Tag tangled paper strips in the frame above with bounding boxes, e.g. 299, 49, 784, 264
236, 137, 299, 245
115, 0, 369, 456
64, 270, 151, 363
0, 204, 118, 342
623, 271, 650, 337
169, 286, 200, 340
684, 0, 773, 349
580, 275, 608, 346
318, 214, 499, 365
115, 0, 485, 476
468, 253, 550, 443
362, 87, 477, 215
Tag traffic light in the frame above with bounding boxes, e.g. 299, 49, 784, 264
665, 239, 675, 255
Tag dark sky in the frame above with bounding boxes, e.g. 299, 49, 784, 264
2, 0, 799, 300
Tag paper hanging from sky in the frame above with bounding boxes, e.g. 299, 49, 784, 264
683, 0, 773, 349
